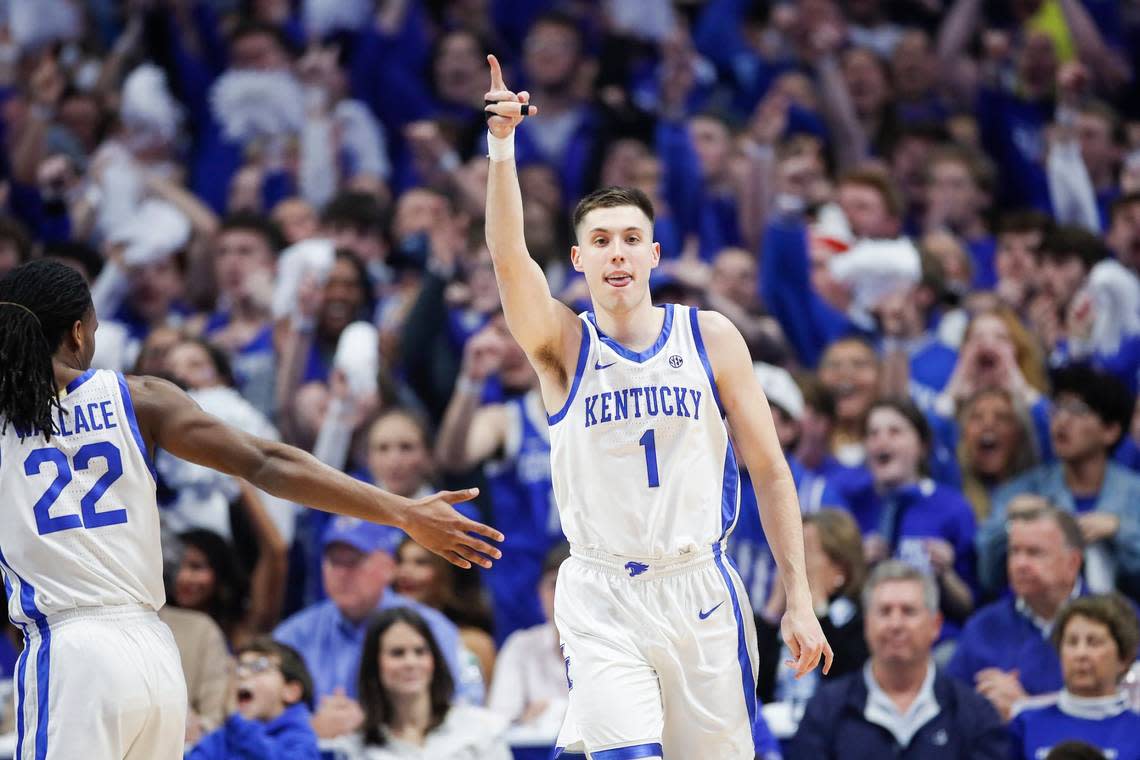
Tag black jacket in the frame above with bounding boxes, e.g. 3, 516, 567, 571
785, 666, 1009, 760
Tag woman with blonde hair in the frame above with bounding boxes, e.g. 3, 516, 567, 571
956, 388, 1040, 521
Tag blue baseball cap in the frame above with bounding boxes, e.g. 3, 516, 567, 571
321, 516, 406, 556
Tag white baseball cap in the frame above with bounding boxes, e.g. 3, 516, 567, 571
753, 362, 804, 421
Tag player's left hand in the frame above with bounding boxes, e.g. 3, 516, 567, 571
781, 598, 834, 678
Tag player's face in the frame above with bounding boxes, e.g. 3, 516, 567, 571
571, 206, 660, 314
865, 407, 924, 489
864, 579, 941, 667
378, 621, 435, 699
174, 546, 217, 611
234, 653, 290, 721
393, 542, 443, 607
1059, 615, 1128, 698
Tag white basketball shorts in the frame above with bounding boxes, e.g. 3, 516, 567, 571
554, 543, 760, 760
11, 604, 187, 760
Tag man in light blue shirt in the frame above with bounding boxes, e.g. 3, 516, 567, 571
978, 366, 1140, 599
274, 516, 483, 738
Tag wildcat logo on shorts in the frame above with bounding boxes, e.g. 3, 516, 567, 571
668, 354, 683, 368
624, 561, 650, 577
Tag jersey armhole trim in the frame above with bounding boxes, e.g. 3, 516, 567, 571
116, 373, 157, 482
688, 307, 725, 418
548, 320, 591, 426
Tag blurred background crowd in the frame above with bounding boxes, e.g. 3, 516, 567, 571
3, 0, 1140, 758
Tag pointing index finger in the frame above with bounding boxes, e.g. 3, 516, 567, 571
487, 54, 506, 91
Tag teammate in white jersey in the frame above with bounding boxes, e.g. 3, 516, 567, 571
482, 56, 832, 758
0, 260, 503, 760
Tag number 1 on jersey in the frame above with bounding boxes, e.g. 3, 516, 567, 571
639, 428, 660, 488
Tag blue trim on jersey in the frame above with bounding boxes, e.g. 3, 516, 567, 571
591, 743, 664, 759
64, 368, 96, 394
549, 321, 592, 425
717, 444, 741, 542
553, 751, 587, 759
30, 605, 50, 759
14, 636, 27, 760
586, 304, 674, 363
712, 544, 759, 750
688, 308, 724, 417
116, 373, 157, 481
0, 546, 30, 760
0, 543, 51, 760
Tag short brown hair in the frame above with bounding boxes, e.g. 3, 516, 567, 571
1007, 504, 1084, 552
1052, 593, 1140, 667
837, 168, 905, 221
572, 186, 655, 239
803, 509, 866, 600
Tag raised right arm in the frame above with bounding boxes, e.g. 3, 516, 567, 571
484, 55, 582, 376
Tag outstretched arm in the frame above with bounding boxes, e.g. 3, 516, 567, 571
483, 55, 582, 380
701, 311, 833, 677
129, 375, 502, 569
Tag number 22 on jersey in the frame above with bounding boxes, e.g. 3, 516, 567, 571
23, 442, 128, 535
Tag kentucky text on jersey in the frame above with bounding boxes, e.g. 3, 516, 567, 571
582, 385, 703, 428
17, 401, 118, 439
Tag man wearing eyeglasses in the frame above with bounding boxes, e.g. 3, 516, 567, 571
188, 637, 320, 759
978, 365, 1140, 600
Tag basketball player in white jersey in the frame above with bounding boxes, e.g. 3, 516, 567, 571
0, 259, 503, 760
482, 56, 832, 758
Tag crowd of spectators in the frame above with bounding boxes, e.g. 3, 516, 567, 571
3, 0, 1140, 757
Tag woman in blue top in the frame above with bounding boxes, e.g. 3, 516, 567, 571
1010, 593, 1140, 760
854, 397, 978, 638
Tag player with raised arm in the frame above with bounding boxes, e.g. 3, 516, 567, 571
483, 55, 832, 759
0, 259, 502, 759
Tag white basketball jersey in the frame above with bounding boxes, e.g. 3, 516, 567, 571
548, 304, 740, 557
0, 369, 165, 627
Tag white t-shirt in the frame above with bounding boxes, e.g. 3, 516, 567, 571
487, 622, 568, 727
329, 705, 511, 760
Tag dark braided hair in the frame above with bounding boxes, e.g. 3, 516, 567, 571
0, 260, 93, 440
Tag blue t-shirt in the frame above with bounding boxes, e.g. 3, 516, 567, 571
1011, 698, 1140, 760
848, 479, 978, 638
1073, 494, 1099, 513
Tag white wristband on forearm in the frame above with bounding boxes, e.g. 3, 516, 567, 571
487, 131, 515, 162
456, 375, 485, 396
